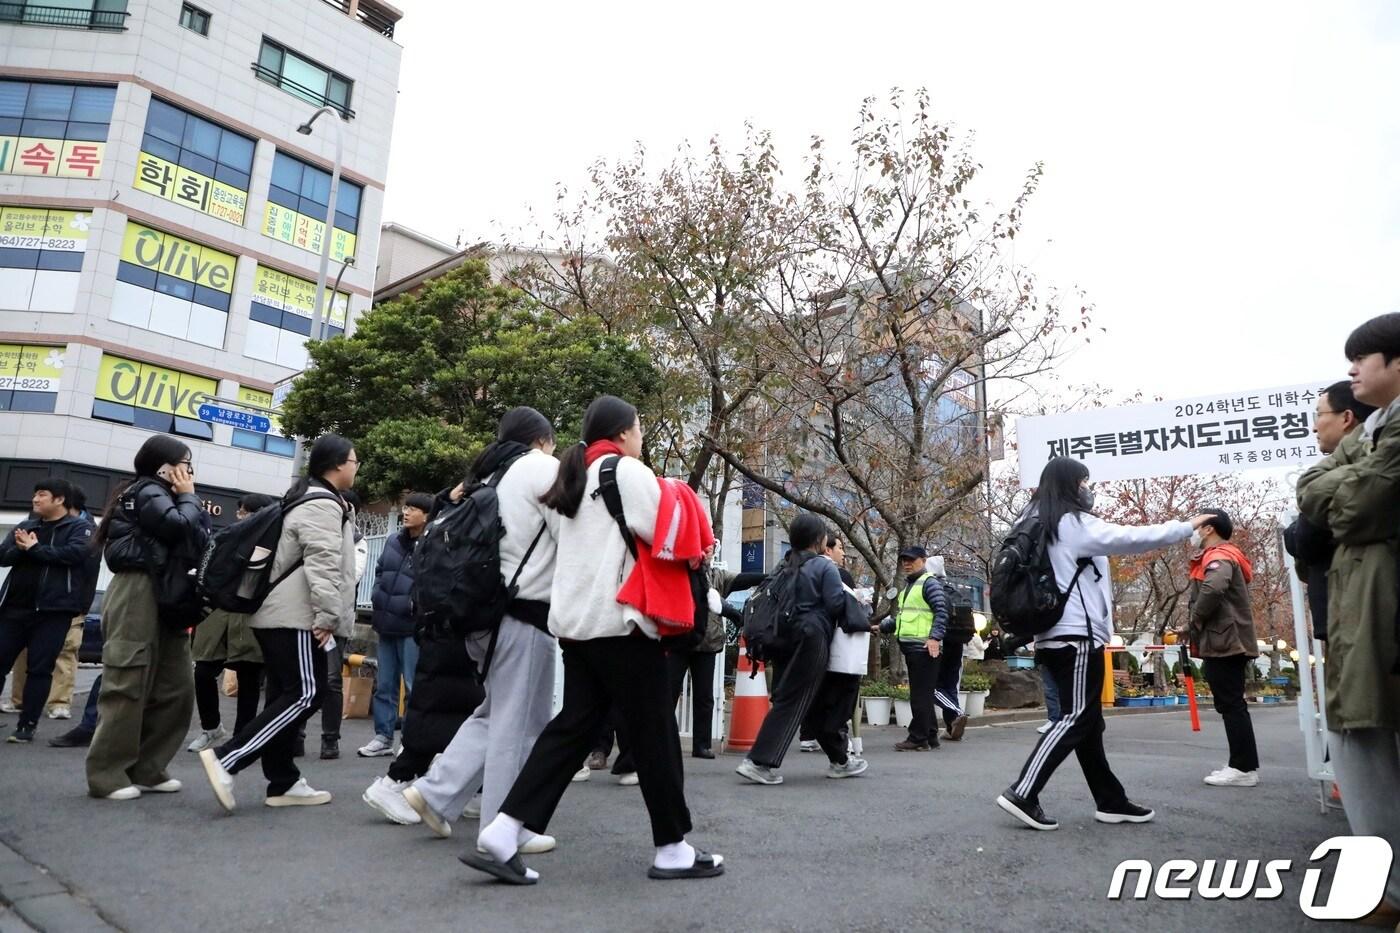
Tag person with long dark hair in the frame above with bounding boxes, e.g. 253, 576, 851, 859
461, 396, 723, 885
199, 434, 358, 811
995, 457, 1211, 831
85, 436, 209, 800
387, 407, 560, 842
187, 492, 277, 753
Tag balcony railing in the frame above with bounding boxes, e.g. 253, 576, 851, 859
0, 2, 129, 29
251, 62, 356, 120
317, 0, 399, 39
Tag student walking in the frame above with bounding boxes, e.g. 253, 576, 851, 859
463, 396, 723, 885
86, 438, 209, 799
995, 457, 1211, 831
187, 493, 276, 752
198, 435, 359, 811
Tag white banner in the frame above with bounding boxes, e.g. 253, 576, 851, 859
1016, 380, 1335, 486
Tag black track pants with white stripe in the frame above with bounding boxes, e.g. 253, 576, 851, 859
215, 628, 327, 796
1009, 644, 1128, 809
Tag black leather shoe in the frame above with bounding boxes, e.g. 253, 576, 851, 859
320, 738, 340, 760
692, 747, 715, 759
49, 727, 94, 748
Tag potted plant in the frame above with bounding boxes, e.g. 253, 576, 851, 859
962, 672, 992, 717
890, 684, 913, 728
1114, 685, 1153, 708
860, 679, 893, 726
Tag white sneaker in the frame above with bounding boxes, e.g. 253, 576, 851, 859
1037, 721, 1054, 735
402, 785, 452, 838
799, 740, 820, 753
0, 700, 17, 714
47, 706, 71, 720
363, 776, 421, 825
187, 725, 231, 753
1204, 767, 1259, 787
266, 778, 332, 807
357, 735, 395, 758
198, 748, 236, 812
827, 756, 869, 779
571, 766, 591, 783
618, 772, 640, 786
138, 779, 182, 793
462, 793, 482, 820
104, 785, 141, 801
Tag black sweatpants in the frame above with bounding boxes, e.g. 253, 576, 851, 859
901, 641, 942, 746
194, 659, 263, 734
800, 672, 858, 764
667, 648, 717, 753
1202, 655, 1260, 772
215, 629, 327, 796
749, 624, 830, 769
935, 639, 965, 728
502, 636, 692, 847
0, 608, 72, 728
1010, 644, 1128, 810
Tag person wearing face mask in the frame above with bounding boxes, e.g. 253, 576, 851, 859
996, 457, 1214, 832
1183, 509, 1261, 788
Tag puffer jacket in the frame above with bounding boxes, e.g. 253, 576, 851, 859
370, 529, 417, 638
1187, 544, 1259, 658
399, 627, 484, 759
102, 479, 209, 574
250, 486, 356, 637
1297, 418, 1400, 733
0, 513, 96, 614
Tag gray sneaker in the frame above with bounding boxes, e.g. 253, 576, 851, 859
735, 759, 783, 785
827, 756, 869, 779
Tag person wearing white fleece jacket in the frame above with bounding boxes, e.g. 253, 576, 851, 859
996, 456, 1213, 834
395, 409, 563, 850
462, 396, 724, 887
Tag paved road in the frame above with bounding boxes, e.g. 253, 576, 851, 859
0, 696, 1354, 932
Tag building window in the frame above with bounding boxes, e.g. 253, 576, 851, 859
253, 39, 354, 119
0, 80, 114, 179
245, 265, 348, 369
0, 1, 128, 30
178, 2, 208, 35
110, 221, 237, 350
91, 353, 216, 441
0, 343, 66, 413
134, 98, 253, 225
0, 205, 90, 313
261, 151, 361, 262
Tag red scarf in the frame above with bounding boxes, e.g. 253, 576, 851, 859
1189, 542, 1254, 582
584, 440, 626, 467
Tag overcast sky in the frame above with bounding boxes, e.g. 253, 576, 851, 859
380, 0, 1399, 407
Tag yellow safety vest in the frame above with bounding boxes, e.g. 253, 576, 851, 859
896, 573, 934, 641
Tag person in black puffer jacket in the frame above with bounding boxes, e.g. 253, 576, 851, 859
85, 435, 210, 801
379, 625, 484, 788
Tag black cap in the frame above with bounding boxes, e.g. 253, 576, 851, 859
898, 545, 928, 560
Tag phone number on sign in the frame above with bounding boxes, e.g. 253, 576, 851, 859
0, 235, 78, 250
0, 377, 54, 390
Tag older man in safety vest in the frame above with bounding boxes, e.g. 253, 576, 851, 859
880, 546, 949, 751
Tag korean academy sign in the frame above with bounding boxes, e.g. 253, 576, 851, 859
1016, 381, 1333, 486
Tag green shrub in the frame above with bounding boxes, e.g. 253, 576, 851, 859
962, 672, 992, 692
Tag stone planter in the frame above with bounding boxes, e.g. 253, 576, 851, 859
864, 697, 892, 726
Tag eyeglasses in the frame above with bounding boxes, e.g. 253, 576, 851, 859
345, 457, 360, 465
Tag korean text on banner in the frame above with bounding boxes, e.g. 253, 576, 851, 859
1015, 381, 1334, 486
0, 344, 66, 393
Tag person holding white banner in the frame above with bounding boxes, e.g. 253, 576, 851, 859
996, 457, 1214, 832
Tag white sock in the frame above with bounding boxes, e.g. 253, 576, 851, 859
654, 840, 696, 870
478, 814, 524, 864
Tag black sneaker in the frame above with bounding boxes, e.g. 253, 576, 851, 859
49, 727, 94, 748
320, 738, 339, 760
996, 789, 1058, 831
894, 740, 930, 752
7, 724, 36, 744
1095, 801, 1155, 824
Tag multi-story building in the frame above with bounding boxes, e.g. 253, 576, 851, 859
0, 0, 403, 532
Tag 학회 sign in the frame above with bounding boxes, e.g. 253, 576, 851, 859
1016, 380, 1334, 486
197, 403, 271, 433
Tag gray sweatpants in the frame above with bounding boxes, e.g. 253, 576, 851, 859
412, 616, 555, 828
1329, 728, 1400, 906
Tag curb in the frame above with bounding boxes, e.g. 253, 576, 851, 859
0, 840, 121, 932
970, 701, 1298, 727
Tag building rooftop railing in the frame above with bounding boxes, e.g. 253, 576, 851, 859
0, 2, 129, 30
317, 0, 400, 39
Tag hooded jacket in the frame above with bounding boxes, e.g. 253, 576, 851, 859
1187, 542, 1259, 659
0, 513, 96, 614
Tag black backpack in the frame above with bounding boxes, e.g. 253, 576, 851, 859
594, 456, 706, 650
944, 603, 977, 646
740, 551, 811, 672
988, 515, 1095, 639
195, 492, 334, 615
412, 457, 545, 642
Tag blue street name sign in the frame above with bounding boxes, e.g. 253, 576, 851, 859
197, 403, 271, 434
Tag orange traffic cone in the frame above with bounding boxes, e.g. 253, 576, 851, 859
725, 638, 771, 754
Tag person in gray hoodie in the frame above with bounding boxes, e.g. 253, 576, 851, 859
198, 434, 359, 811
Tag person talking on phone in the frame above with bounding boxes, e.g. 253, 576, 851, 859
85, 436, 209, 800
199, 434, 359, 811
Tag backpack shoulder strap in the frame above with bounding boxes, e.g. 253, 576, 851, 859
591, 455, 638, 559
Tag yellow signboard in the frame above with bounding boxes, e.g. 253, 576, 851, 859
0, 137, 105, 179
0, 206, 90, 252
236, 386, 284, 434
262, 202, 356, 263
251, 265, 349, 328
120, 222, 236, 293
95, 354, 217, 419
0, 344, 66, 393
133, 150, 248, 226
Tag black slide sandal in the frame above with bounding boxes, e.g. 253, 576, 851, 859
647, 851, 725, 880
458, 850, 537, 885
